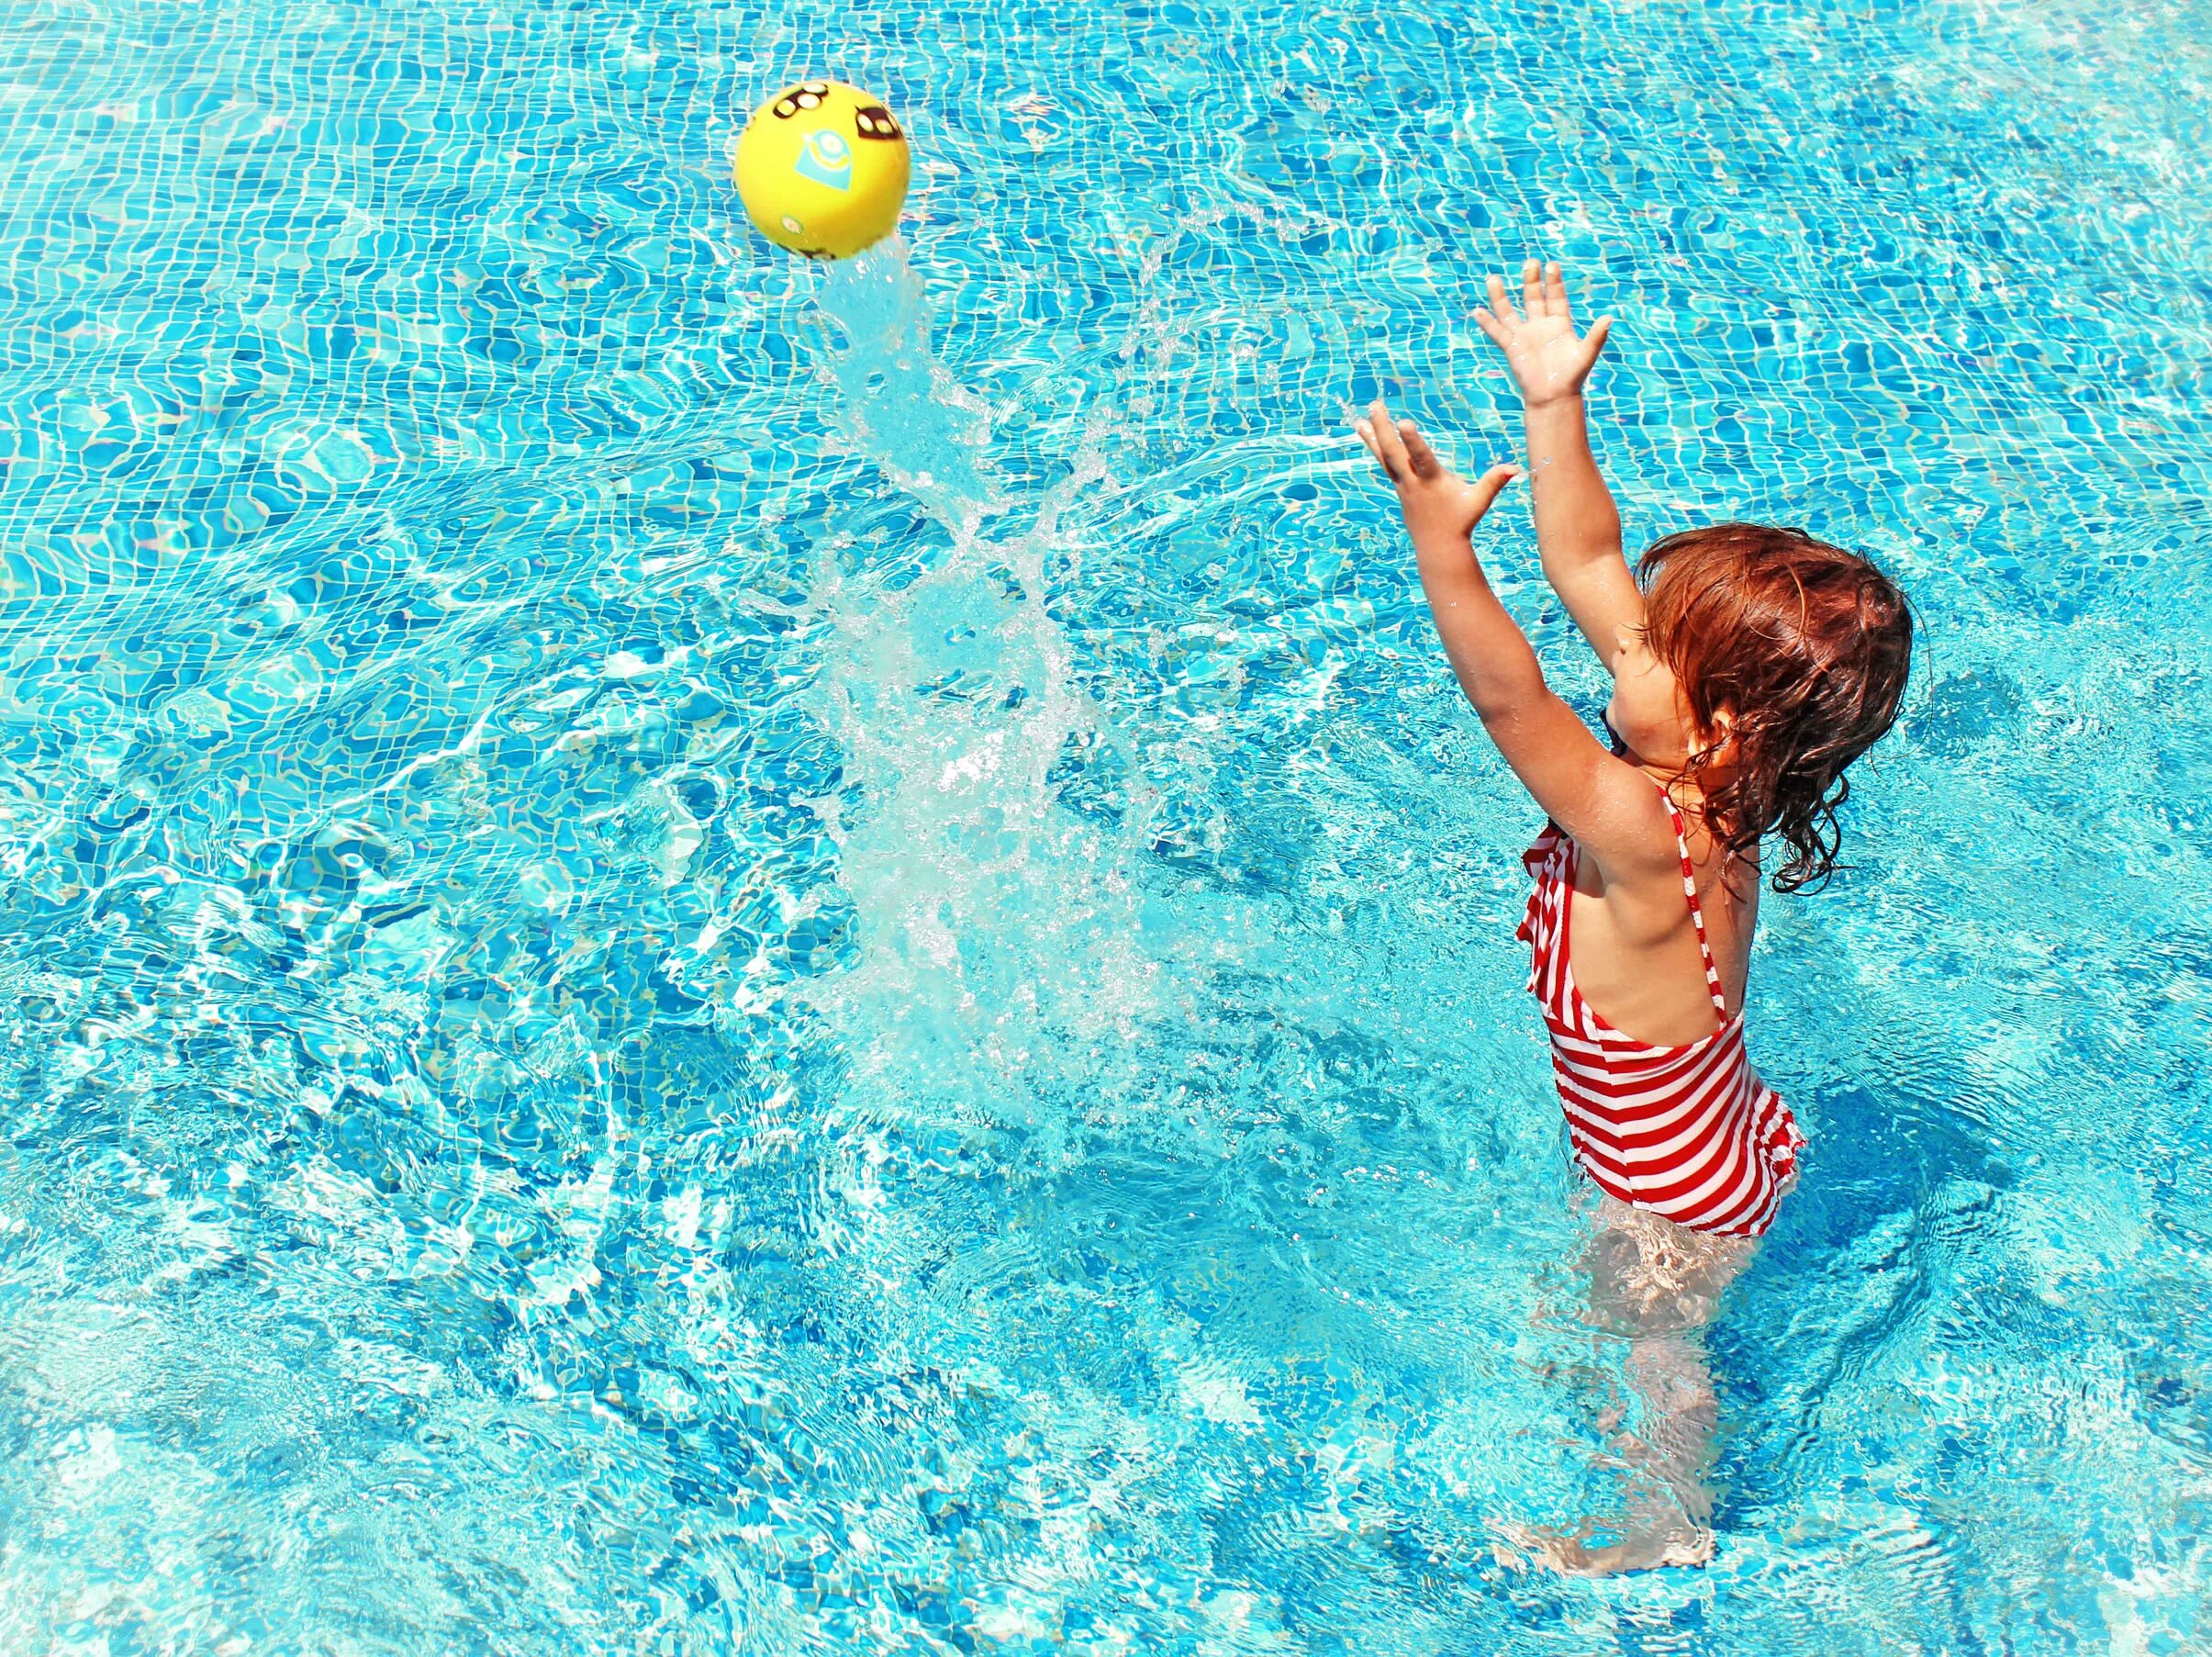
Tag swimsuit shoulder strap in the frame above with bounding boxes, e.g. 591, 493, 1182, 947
1661, 791, 1731, 1022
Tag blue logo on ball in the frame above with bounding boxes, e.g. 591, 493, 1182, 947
794, 129, 853, 190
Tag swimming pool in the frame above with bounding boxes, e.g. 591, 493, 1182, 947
1, 0, 2207, 1649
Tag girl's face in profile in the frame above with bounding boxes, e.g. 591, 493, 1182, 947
1608, 617, 1738, 785
1605, 620, 1693, 768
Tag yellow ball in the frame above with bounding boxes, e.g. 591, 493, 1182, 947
733, 80, 911, 260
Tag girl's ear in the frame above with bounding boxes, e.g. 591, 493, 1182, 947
1696, 706, 1738, 768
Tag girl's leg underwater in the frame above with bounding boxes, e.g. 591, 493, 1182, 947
1501, 1198, 1757, 1576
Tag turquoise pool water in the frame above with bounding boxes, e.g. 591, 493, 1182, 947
2, 0, 2208, 1650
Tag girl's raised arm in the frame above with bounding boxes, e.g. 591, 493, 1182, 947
1476, 262, 1643, 662
1354, 399, 1659, 858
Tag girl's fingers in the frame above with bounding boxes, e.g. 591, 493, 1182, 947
1469, 463, 1525, 517
1397, 420, 1440, 480
1472, 307, 1507, 347
1583, 315, 1614, 358
1356, 413, 1402, 481
1352, 418, 1391, 476
1486, 271, 1516, 323
1547, 262, 1574, 326
1366, 399, 1412, 476
1522, 260, 1546, 320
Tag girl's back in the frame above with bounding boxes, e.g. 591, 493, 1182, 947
1555, 806, 1757, 1047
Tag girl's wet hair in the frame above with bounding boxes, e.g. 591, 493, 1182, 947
1639, 522, 1914, 893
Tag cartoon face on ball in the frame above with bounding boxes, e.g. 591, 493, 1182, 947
793, 129, 853, 189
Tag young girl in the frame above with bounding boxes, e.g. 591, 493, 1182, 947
1356, 263, 1913, 1574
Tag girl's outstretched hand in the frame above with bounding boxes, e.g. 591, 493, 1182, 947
1475, 261, 1613, 409
1354, 398, 1522, 547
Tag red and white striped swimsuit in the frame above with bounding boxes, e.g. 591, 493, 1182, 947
1518, 798, 1804, 1238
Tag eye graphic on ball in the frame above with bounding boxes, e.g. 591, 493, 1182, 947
854, 104, 903, 141
770, 79, 832, 119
